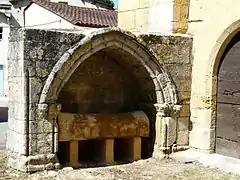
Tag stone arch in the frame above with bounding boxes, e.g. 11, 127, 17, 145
210, 20, 240, 76
190, 20, 240, 153
39, 28, 178, 106
36, 28, 180, 164
209, 20, 240, 155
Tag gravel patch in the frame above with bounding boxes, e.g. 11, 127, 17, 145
0, 150, 239, 180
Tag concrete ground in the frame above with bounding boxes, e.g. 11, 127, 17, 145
171, 149, 240, 175
0, 96, 8, 149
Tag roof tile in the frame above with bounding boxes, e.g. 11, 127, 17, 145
30, 0, 117, 28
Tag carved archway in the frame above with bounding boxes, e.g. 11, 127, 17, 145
37, 28, 179, 162
39, 29, 177, 105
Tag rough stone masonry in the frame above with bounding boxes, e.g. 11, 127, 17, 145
6, 27, 192, 172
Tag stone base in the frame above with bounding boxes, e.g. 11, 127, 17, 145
6, 151, 60, 172
152, 145, 190, 159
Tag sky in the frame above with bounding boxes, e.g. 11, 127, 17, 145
113, 0, 119, 7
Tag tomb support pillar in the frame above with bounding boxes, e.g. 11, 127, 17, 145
103, 139, 114, 164
130, 137, 141, 161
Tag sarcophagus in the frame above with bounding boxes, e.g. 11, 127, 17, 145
58, 111, 150, 141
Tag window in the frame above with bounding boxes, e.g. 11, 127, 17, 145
0, 65, 3, 95
0, 27, 2, 40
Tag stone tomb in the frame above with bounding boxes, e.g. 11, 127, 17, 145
6, 28, 192, 172
57, 111, 149, 167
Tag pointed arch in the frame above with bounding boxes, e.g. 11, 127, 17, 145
39, 28, 178, 106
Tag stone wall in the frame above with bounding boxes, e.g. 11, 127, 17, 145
138, 34, 193, 147
57, 51, 139, 114
7, 28, 84, 171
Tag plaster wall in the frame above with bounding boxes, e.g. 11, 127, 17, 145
24, 4, 77, 30
10, 0, 29, 27
0, 13, 10, 97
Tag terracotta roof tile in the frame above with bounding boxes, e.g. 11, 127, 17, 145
30, 0, 117, 28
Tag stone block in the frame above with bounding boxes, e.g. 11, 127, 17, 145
172, 0, 189, 33
29, 133, 37, 155
135, 8, 148, 32
191, 108, 216, 129
148, 1, 174, 33
9, 28, 25, 42
178, 91, 191, 105
155, 115, 163, 146
6, 152, 28, 172
138, 0, 148, 8
118, 11, 136, 30
8, 59, 23, 77
29, 119, 54, 134
177, 117, 189, 131
6, 130, 26, 155
29, 77, 43, 104
190, 94, 216, 110
165, 64, 192, 81
174, 79, 192, 92
8, 117, 25, 134
177, 130, 189, 146
189, 126, 215, 151
36, 60, 56, 78
179, 105, 190, 117
36, 133, 54, 154
164, 117, 177, 147
118, 0, 139, 11
191, 75, 216, 95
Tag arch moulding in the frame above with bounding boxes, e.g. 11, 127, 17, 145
37, 28, 181, 156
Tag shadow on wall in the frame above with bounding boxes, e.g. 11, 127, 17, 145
0, 107, 8, 122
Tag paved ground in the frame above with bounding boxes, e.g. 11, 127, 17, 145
171, 149, 240, 175
0, 97, 8, 149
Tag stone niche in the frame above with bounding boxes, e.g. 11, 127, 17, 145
6, 28, 192, 172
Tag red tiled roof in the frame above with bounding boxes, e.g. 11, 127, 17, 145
28, 0, 117, 28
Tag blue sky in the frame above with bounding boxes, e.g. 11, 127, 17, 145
113, 0, 119, 7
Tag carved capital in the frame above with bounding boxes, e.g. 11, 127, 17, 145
37, 103, 62, 120
170, 105, 182, 117
154, 103, 169, 116
48, 104, 62, 120
154, 103, 181, 118
37, 104, 49, 120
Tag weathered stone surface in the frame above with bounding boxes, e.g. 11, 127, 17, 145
58, 111, 150, 141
